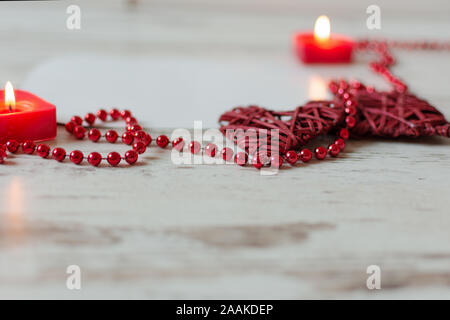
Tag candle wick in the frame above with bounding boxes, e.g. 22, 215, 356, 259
8, 103, 12, 113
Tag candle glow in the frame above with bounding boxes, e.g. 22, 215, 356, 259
5, 81, 16, 113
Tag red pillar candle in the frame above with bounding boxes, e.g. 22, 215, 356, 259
0, 82, 56, 144
293, 15, 354, 64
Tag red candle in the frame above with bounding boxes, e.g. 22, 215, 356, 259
0, 82, 56, 144
293, 15, 354, 64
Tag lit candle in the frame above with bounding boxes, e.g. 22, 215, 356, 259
0, 82, 56, 144
293, 15, 354, 64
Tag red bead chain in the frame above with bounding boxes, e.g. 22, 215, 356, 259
0, 109, 168, 167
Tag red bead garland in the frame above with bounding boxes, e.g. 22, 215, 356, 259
0, 109, 154, 167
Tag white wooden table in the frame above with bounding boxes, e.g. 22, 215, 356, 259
1, 0, 450, 299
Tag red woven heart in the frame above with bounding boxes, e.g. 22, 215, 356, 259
335, 84, 450, 138
219, 101, 344, 154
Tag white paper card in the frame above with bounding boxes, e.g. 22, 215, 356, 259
21, 54, 374, 128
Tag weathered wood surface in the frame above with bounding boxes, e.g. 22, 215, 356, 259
0, 0, 450, 299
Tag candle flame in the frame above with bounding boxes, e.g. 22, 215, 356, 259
5, 81, 16, 112
314, 15, 330, 41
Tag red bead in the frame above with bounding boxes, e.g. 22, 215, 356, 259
189, 141, 201, 154
345, 99, 357, 107
124, 150, 138, 165
84, 113, 96, 125
342, 92, 352, 100
134, 130, 147, 143
22, 140, 36, 154
6, 140, 20, 153
120, 110, 131, 119
339, 128, 350, 140
70, 150, 84, 165
0, 149, 6, 163
105, 130, 118, 143
122, 131, 134, 145
299, 149, 312, 162
88, 128, 101, 142
314, 146, 327, 160
328, 81, 338, 94
285, 150, 298, 165
252, 154, 263, 169
172, 137, 185, 151
71, 116, 83, 125
156, 135, 169, 148
127, 124, 142, 132
73, 125, 86, 139
220, 147, 233, 161
345, 116, 356, 128
107, 152, 121, 166
234, 152, 248, 166
270, 155, 283, 168
339, 80, 349, 90
88, 152, 102, 166
52, 148, 66, 162
344, 106, 357, 116
125, 116, 137, 125
352, 81, 364, 90
143, 133, 152, 146
132, 141, 146, 154
335, 138, 345, 151
36, 144, 50, 158
97, 109, 108, 121
205, 143, 217, 157
328, 144, 340, 157
109, 109, 120, 120
65, 121, 75, 133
